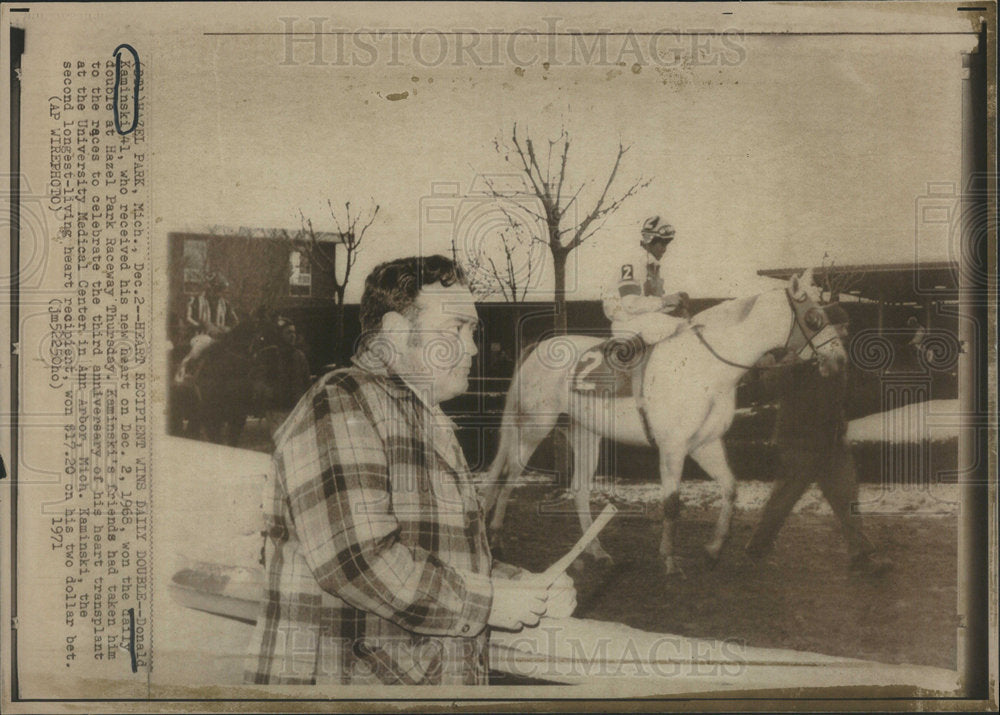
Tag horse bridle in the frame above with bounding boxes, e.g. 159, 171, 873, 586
691, 289, 840, 370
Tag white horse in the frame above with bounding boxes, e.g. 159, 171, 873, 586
482, 269, 848, 575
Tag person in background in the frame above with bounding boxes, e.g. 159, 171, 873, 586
490, 344, 514, 378
253, 316, 312, 439
907, 316, 928, 365
745, 303, 892, 577
182, 272, 239, 367
245, 255, 576, 685
187, 272, 239, 337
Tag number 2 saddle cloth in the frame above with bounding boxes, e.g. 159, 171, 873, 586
571, 334, 650, 397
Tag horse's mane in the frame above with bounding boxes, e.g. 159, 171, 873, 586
514, 341, 541, 370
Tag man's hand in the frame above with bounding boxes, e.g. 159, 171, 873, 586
488, 571, 578, 630
755, 352, 778, 369
638, 295, 666, 313
488, 578, 548, 631
544, 572, 577, 619
661, 291, 690, 315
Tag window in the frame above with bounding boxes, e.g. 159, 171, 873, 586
289, 250, 312, 297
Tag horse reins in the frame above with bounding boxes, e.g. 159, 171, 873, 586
690, 290, 837, 371
690, 325, 762, 370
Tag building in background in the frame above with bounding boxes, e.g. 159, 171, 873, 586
756, 261, 959, 334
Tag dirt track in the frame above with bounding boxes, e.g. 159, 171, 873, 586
192, 422, 961, 672
497, 485, 959, 670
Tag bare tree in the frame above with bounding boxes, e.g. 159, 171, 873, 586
451, 210, 541, 302
299, 200, 380, 307
296, 199, 380, 345
819, 252, 866, 303
486, 123, 651, 332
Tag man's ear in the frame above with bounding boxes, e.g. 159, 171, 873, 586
381, 311, 412, 345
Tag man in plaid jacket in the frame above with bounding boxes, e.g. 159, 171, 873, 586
245, 255, 575, 685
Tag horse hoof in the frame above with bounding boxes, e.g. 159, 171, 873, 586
586, 545, 614, 566
583, 539, 614, 565
587, 552, 614, 571
565, 551, 614, 581
663, 559, 686, 579
703, 547, 721, 570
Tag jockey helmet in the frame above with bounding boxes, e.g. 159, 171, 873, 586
207, 272, 230, 291
640, 215, 675, 246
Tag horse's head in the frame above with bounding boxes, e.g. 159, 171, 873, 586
786, 268, 848, 376
217, 319, 268, 357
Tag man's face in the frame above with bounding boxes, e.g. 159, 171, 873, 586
395, 282, 479, 404
815, 321, 849, 377
643, 238, 670, 261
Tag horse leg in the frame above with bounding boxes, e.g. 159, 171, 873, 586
658, 446, 687, 576
570, 424, 611, 563
690, 438, 737, 566
488, 482, 516, 559
183, 385, 203, 439
228, 411, 247, 447
487, 432, 547, 549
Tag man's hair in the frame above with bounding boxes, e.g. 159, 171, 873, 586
359, 255, 467, 335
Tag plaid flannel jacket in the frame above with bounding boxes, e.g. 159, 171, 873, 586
244, 360, 518, 685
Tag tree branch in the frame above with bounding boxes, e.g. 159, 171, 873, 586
484, 123, 652, 312
552, 128, 570, 213
510, 124, 554, 222
296, 197, 380, 305
567, 172, 651, 251
479, 176, 550, 226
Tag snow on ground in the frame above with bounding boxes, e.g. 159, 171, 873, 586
499, 474, 959, 516
595, 480, 959, 516
846, 399, 960, 443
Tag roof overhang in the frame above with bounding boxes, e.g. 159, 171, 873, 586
757, 261, 959, 303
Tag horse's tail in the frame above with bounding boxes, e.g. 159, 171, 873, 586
482, 342, 540, 513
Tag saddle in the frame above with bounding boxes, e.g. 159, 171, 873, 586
571, 335, 650, 397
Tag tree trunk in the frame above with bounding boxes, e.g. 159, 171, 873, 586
551, 247, 568, 335
549, 245, 570, 485
334, 289, 347, 363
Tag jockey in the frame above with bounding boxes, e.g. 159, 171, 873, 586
180, 272, 239, 373
601, 215, 689, 346
186, 272, 239, 338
